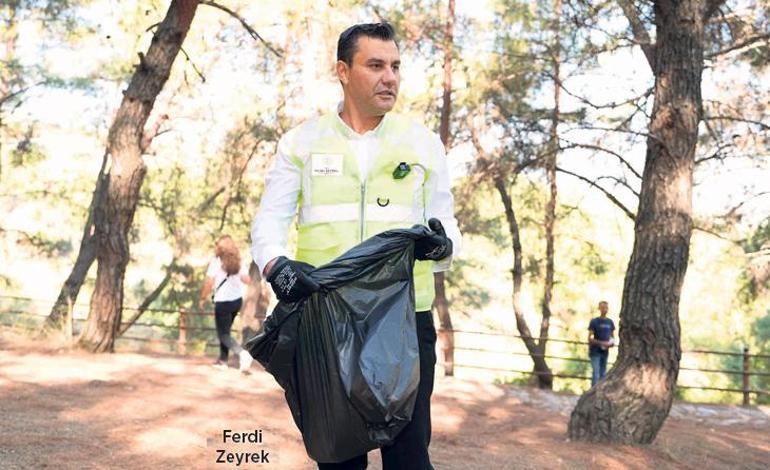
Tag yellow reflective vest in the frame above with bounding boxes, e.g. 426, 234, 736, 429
287, 111, 437, 311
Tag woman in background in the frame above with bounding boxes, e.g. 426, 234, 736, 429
198, 235, 253, 372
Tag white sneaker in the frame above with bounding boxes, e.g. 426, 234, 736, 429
239, 350, 253, 372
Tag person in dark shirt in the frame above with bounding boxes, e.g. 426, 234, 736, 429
588, 300, 615, 386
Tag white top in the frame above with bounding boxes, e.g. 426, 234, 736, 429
251, 109, 462, 275
349, 114, 383, 182
206, 257, 248, 302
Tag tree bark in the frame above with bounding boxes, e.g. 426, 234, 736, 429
438, 0, 454, 148
568, 0, 720, 443
536, 0, 562, 389
0, 4, 20, 183
434, 0, 456, 376
78, 0, 200, 352
42, 152, 108, 333
495, 176, 553, 389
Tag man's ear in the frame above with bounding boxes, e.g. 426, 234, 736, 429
336, 60, 349, 86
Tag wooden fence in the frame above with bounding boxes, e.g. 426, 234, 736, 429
1, 295, 768, 405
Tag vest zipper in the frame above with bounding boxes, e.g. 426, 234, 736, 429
359, 181, 366, 242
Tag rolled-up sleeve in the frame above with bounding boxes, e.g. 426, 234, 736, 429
251, 136, 301, 274
425, 134, 462, 273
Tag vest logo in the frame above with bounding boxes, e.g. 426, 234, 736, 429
311, 153, 344, 176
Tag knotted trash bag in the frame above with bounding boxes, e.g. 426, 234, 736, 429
245, 226, 432, 464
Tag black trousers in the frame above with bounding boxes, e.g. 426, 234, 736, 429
318, 311, 437, 470
214, 298, 243, 361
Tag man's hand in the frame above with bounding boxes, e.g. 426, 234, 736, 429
415, 218, 453, 261
266, 256, 320, 303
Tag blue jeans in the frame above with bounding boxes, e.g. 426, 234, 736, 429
590, 351, 608, 386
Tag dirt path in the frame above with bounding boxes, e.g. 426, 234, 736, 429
1, 330, 768, 469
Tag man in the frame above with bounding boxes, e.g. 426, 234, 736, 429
250, 22, 461, 470
587, 300, 615, 387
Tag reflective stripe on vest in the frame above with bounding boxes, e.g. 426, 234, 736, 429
292, 112, 437, 311
299, 203, 416, 225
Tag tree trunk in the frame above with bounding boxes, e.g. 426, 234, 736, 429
241, 261, 269, 342
438, 0, 454, 148
434, 0, 457, 376
495, 176, 553, 389
78, 0, 200, 352
42, 152, 108, 333
433, 272, 454, 374
536, 0, 562, 388
0, 4, 20, 182
568, 0, 715, 443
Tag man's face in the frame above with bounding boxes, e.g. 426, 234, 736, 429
599, 302, 608, 315
337, 36, 400, 116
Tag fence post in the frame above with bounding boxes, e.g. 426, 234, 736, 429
438, 328, 454, 377
178, 308, 187, 354
742, 346, 750, 406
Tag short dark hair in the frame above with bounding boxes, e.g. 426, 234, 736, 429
336, 22, 397, 65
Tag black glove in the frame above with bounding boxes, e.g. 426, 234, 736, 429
266, 257, 320, 303
414, 218, 453, 261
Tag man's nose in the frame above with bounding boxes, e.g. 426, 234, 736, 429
382, 66, 397, 85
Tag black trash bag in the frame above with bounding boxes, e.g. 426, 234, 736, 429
245, 226, 432, 464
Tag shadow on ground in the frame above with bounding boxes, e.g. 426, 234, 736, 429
1, 330, 768, 470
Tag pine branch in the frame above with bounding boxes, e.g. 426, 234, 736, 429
555, 167, 637, 221
596, 175, 640, 197
200, 0, 282, 57
559, 139, 643, 180
0, 80, 48, 107
617, 0, 655, 71
718, 191, 770, 222
118, 259, 178, 336
140, 113, 170, 153
704, 0, 727, 22
179, 45, 207, 82
707, 33, 770, 59
704, 114, 770, 131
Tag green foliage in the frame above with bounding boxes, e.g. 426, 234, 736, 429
16, 231, 72, 257
445, 257, 492, 314
744, 218, 770, 252
10, 130, 46, 166
494, 373, 532, 387
581, 248, 609, 276
127, 109, 282, 312
0, 273, 13, 289
750, 311, 770, 404
737, 219, 770, 304
453, 177, 507, 245
379, 0, 446, 58
753, 311, 770, 342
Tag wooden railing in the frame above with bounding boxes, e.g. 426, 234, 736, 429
2, 295, 768, 405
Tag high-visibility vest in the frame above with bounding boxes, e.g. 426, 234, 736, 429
287, 111, 437, 311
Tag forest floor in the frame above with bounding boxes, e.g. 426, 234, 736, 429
1, 328, 768, 470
